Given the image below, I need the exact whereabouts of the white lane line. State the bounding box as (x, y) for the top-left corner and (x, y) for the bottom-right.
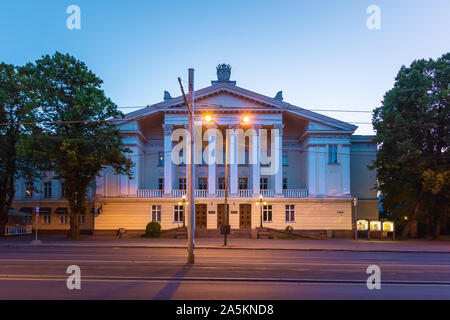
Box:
(0, 258), (449, 268)
(0, 275), (449, 286)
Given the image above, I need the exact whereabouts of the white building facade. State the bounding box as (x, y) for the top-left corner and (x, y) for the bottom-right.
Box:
(12, 67), (378, 237)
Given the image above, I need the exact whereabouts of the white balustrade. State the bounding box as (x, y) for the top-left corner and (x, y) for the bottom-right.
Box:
(195, 190), (208, 198)
(239, 189), (253, 197)
(5, 225), (32, 236)
(283, 189), (308, 198)
(216, 189), (225, 197)
(136, 189), (163, 198)
(172, 189), (187, 198)
(260, 189), (274, 197)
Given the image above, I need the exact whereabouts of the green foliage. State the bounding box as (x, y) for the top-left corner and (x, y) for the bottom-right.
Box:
(26, 52), (134, 238)
(0, 62), (38, 232)
(285, 226), (294, 235)
(145, 222), (161, 238)
(372, 52), (450, 238)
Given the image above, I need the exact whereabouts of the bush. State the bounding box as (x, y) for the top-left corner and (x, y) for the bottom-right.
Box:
(285, 226), (294, 235)
(145, 222), (161, 238)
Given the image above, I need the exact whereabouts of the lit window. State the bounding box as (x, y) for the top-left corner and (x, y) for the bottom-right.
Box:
(158, 152), (164, 166)
(239, 178), (248, 190)
(173, 205), (184, 222)
(25, 182), (33, 198)
(152, 205), (161, 222)
(198, 178), (208, 190)
(263, 205), (272, 222)
(328, 145), (338, 164)
(285, 205), (295, 222)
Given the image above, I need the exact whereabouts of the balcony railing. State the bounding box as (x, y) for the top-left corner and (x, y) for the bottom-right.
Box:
(137, 189), (163, 198)
(283, 189), (308, 198)
(239, 189), (253, 197)
(260, 189), (274, 197)
(195, 189), (208, 198)
(172, 189), (186, 198)
(136, 188), (308, 198)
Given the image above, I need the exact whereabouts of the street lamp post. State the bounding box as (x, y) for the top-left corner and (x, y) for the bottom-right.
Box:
(179, 195), (187, 229)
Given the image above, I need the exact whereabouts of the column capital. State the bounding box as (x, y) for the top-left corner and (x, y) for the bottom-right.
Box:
(162, 124), (174, 136)
(273, 124), (285, 135)
(206, 123), (218, 130)
(251, 124), (263, 134)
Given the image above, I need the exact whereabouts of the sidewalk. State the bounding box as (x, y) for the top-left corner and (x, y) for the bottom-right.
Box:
(1, 235), (449, 253)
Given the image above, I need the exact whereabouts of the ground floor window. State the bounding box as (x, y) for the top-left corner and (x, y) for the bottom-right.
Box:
(173, 205), (184, 222)
(152, 205), (161, 222)
(79, 214), (85, 225)
(285, 205), (295, 222)
(263, 205), (272, 222)
(59, 215), (68, 225)
(43, 214), (51, 224)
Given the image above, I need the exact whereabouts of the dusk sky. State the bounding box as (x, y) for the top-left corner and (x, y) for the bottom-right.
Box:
(1, 0), (449, 135)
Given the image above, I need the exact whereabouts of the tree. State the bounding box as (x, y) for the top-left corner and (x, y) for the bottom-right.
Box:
(28, 52), (133, 238)
(0, 63), (37, 236)
(372, 53), (450, 239)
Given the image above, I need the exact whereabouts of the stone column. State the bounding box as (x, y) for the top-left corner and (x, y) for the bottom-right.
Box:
(341, 144), (351, 196)
(228, 127), (238, 195)
(128, 145), (141, 196)
(207, 124), (217, 197)
(307, 145), (317, 196)
(274, 124), (284, 196)
(251, 125), (262, 196)
(163, 124), (174, 196)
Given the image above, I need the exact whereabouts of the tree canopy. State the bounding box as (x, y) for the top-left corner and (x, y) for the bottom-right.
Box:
(372, 53), (450, 238)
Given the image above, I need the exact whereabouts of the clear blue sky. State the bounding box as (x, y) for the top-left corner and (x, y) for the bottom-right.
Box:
(1, 0), (449, 134)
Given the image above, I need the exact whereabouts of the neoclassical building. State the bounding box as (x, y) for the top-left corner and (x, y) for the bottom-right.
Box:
(11, 66), (378, 237)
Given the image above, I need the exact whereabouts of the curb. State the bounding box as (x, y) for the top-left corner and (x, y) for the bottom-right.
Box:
(0, 243), (449, 254)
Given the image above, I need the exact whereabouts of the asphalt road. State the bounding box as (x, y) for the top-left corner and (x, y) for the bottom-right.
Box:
(0, 246), (449, 299)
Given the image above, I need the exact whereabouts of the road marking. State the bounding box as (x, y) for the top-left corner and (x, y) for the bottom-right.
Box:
(0, 274), (449, 286)
(0, 258), (448, 268)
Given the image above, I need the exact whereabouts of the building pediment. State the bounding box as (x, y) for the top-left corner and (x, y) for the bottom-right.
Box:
(125, 82), (357, 132)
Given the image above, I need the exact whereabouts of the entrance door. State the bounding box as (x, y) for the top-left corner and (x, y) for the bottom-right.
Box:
(239, 204), (251, 229)
(195, 204), (207, 229)
(217, 204), (229, 228)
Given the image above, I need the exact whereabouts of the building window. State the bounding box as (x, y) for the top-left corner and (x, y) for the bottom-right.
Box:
(282, 151), (287, 166)
(158, 152), (164, 166)
(283, 178), (287, 190)
(263, 205), (272, 222)
(198, 178), (208, 190)
(218, 178), (226, 190)
(239, 178), (248, 190)
(79, 215), (85, 225)
(43, 214), (51, 224)
(260, 178), (268, 190)
(328, 145), (338, 164)
(173, 205), (184, 222)
(59, 215), (68, 225)
(25, 182), (33, 198)
(179, 178), (186, 190)
(158, 178), (164, 190)
(44, 182), (52, 198)
(285, 205), (295, 222)
(152, 205), (161, 222)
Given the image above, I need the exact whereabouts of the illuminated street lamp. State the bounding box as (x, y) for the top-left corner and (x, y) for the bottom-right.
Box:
(204, 114), (251, 246)
(255, 195), (266, 228)
(178, 194), (187, 228)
